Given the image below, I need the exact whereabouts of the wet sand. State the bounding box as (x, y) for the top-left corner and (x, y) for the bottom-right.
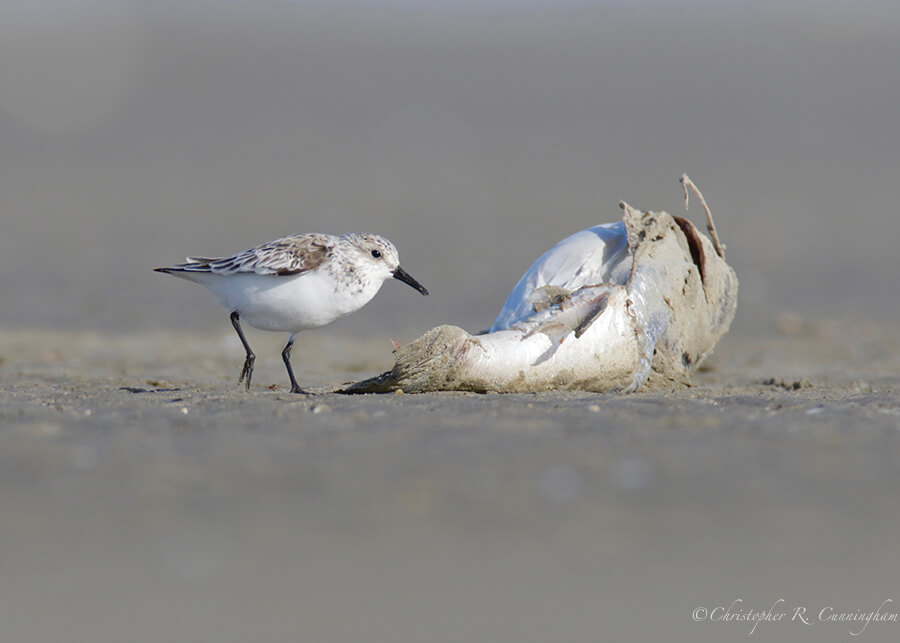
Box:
(2, 320), (899, 642)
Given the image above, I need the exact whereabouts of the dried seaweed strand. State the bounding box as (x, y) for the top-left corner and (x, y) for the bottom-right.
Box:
(680, 174), (725, 258)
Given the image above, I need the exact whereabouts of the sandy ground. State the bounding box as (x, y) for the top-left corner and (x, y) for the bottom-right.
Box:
(2, 2), (900, 641)
(2, 319), (899, 643)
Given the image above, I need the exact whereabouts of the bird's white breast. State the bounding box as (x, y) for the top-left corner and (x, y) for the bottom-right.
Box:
(201, 269), (383, 332)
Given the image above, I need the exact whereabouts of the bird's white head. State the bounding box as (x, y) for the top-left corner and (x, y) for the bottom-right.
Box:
(343, 233), (429, 296)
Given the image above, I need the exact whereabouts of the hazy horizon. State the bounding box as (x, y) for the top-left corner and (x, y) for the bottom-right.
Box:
(1, 0), (898, 338)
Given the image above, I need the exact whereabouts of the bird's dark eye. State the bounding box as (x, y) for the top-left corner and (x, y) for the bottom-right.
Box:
(371, 249), (382, 259)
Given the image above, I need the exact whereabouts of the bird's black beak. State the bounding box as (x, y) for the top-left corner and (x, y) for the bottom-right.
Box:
(392, 266), (429, 296)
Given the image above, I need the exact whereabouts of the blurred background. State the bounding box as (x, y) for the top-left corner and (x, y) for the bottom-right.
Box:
(2, 2), (900, 643)
(1, 0), (898, 337)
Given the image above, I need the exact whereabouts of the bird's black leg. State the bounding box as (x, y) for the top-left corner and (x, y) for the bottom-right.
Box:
(230, 311), (255, 390)
(282, 334), (306, 394)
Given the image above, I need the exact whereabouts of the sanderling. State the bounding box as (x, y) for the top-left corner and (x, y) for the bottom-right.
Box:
(155, 232), (428, 393)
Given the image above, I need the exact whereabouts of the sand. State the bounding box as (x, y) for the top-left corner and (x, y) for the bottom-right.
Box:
(3, 3), (900, 641)
(2, 320), (899, 642)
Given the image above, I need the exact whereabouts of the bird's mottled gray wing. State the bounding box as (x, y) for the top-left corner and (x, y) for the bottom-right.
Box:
(171, 234), (334, 276)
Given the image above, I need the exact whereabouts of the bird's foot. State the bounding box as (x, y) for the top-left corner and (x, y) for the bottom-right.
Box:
(238, 354), (256, 389)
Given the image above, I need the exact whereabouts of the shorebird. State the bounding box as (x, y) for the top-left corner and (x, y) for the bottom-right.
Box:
(155, 232), (428, 393)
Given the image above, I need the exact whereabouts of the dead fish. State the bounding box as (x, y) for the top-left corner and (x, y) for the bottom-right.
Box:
(490, 222), (629, 332)
(346, 175), (738, 394)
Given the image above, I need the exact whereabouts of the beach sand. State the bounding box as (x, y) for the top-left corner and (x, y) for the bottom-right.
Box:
(2, 319), (899, 642)
(2, 2), (900, 641)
